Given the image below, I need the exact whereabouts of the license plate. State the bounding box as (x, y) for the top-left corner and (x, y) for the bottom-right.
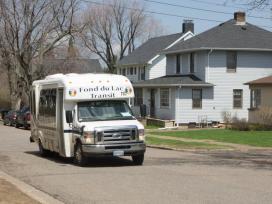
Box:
(113, 150), (124, 156)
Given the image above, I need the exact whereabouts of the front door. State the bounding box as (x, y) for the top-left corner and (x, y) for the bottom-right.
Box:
(150, 89), (155, 117)
(57, 88), (65, 156)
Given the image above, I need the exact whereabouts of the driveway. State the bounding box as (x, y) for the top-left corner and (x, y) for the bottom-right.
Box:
(0, 123), (272, 204)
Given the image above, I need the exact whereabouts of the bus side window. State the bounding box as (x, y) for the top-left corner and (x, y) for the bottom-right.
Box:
(31, 89), (36, 118)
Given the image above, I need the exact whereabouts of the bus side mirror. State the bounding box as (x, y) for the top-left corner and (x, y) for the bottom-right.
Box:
(66, 110), (73, 124)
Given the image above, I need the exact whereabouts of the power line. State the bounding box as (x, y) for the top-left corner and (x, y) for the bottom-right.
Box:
(82, 0), (272, 29)
(188, 0), (271, 12)
(144, 0), (272, 20)
(83, 0), (221, 22)
(189, 0), (247, 9)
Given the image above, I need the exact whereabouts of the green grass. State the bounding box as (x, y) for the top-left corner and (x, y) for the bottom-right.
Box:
(146, 136), (228, 149)
(149, 129), (272, 147)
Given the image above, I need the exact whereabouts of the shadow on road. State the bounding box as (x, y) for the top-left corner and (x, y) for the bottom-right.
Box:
(24, 149), (272, 170)
(146, 149), (272, 170)
(24, 151), (135, 168)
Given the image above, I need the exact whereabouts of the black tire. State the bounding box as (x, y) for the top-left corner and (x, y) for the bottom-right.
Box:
(15, 123), (20, 128)
(24, 124), (29, 130)
(38, 140), (50, 157)
(132, 154), (144, 165)
(74, 143), (87, 166)
(3, 121), (7, 126)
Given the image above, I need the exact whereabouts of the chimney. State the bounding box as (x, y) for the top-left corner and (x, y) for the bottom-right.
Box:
(234, 11), (246, 25)
(182, 20), (194, 33)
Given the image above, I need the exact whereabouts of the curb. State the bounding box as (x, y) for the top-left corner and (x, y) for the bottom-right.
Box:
(0, 170), (64, 204)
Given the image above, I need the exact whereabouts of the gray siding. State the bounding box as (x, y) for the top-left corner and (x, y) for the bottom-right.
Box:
(175, 87), (215, 123)
(206, 51), (272, 122)
(174, 51), (272, 123)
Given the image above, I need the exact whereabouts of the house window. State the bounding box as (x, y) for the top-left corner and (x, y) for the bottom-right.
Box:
(233, 89), (243, 108)
(192, 89), (202, 108)
(250, 89), (261, 109)
(176, 54), (181, 74)
(227, 51), (237, 72)
(140, 67), (145, 80)
(130, 67), (133, 75)
(134, 88), (143, 106)
(122, 68), (126, 76)
(190, 53), (195, 73)
(160, 88), (170, 108)
(134, 67), (137, 75)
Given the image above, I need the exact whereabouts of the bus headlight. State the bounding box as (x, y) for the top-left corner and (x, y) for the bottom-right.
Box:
(82, 131), (95, 144)
(138, 129), (145, 141)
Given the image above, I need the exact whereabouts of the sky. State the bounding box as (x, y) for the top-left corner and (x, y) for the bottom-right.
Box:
(128, 0), (272, 35)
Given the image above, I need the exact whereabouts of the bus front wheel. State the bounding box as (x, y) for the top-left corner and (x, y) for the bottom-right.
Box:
(74, 143), (87, 167)
(132, 154), (144, 165)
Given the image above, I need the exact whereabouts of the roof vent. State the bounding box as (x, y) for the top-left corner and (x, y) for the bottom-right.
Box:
(234, 11), (246, 25)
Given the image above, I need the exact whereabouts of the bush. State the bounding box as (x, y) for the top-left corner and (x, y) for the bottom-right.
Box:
(249, 123), (272, 131)
(221, 111), (232, 128)
(231, 117), (250, 131)
(229, 117), (272, 131)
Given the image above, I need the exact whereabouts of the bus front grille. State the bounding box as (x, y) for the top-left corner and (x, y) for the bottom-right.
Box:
(95, 126), (137, 144)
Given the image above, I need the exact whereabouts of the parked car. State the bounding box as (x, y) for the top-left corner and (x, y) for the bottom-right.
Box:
(15, 107), (30, 129)
(3, 110), (18, 126)
(0, 108), (10, 120)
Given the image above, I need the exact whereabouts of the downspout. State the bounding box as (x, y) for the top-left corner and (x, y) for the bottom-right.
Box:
(207, 49), (213, 82)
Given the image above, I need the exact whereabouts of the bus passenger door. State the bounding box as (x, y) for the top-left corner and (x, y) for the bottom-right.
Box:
(57, 88), (65, 157)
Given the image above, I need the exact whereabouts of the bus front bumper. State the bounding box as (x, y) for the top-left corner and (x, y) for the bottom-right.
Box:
(82, 142), (146, 157)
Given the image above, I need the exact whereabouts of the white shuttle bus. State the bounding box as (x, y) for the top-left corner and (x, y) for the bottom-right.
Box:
(30, 73), (146, 166)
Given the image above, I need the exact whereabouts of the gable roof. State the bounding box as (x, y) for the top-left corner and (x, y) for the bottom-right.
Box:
(118, 33), (184, 66)
(245, 75), (272, 85)
(165, 19), (272, 54)
(133, 74), (213, 87)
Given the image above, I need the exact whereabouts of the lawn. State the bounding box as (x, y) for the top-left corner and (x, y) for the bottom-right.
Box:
(148, 129), (272, 147)
(146, 136), (228, 150)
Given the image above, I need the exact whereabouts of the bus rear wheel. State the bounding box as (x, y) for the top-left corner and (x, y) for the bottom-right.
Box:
(74, 143), (87, 167)
(38, 140), (50, 157)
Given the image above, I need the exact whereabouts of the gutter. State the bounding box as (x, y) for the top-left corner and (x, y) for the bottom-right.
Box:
(162, 47), (272, 55)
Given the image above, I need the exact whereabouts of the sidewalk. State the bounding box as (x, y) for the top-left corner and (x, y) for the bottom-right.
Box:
(0, 171), (64, 204)
(0, 178), (40, 204)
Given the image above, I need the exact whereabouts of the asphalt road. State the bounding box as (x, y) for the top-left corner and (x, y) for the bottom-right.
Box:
(0, 123), (272, 204)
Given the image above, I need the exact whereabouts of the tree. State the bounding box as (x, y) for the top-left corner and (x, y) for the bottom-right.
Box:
(81, 0), (163, 73)
(0, 0), (80, 109)
(248, 0), (272, 9)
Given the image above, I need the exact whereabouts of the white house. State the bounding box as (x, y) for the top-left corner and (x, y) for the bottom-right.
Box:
(120, 12), (272, 125)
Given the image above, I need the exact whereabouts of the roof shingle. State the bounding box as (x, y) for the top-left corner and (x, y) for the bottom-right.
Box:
(165, 20), (272, 53)
(133, 74), (213, 87)
(245, 75), (272, 85)
(118, 33), (184, 65)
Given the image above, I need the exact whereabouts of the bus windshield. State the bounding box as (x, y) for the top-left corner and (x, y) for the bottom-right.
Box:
(78, 100), (134, 122)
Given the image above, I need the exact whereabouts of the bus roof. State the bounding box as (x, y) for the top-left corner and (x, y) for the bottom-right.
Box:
(33, 73), (134, 100)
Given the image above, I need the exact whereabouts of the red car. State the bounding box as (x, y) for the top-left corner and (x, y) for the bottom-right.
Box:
(3, 110), (18, 126)
(15, 107), (31, 129)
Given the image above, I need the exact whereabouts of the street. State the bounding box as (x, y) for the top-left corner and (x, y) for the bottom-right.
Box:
(0, 124), (272, 204)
